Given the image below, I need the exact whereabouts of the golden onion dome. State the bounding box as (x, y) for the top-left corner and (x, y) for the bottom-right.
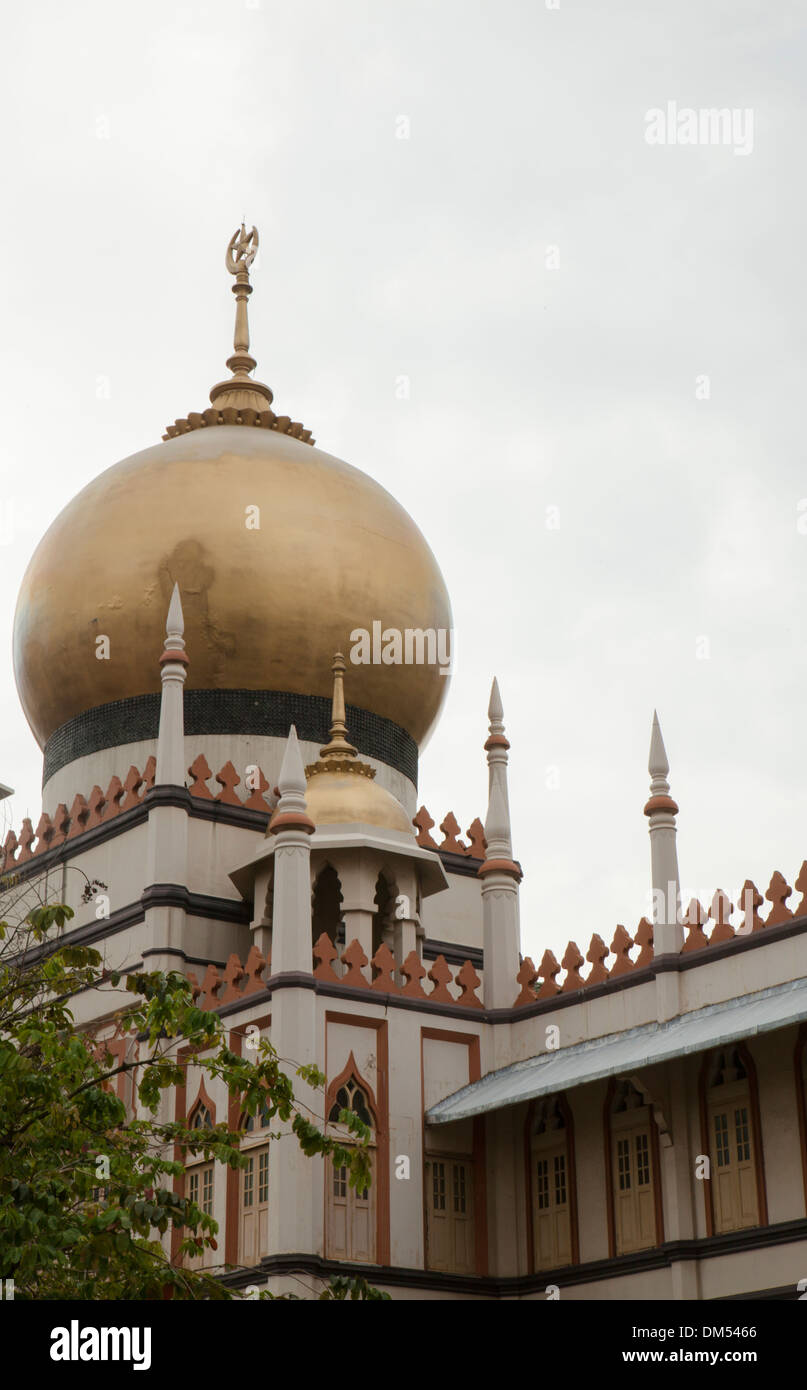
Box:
(12, 225), (452, 781)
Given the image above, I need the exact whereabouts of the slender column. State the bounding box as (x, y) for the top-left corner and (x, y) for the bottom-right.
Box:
(267, 725), (315, 975)
(144, 585), (189, 970)
(478, 679), (522, 1009)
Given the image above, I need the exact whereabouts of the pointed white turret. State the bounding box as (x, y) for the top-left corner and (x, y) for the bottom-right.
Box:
(479, 678), (522, 1008)
(267, 724), (315, 974)
(644, 710), (682, 957)
(155, 583), (188, 787)
(144, 585), (190, 970)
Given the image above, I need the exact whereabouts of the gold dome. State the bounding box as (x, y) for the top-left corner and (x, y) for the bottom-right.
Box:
(13, 225), (452, 767)
(13, 425), (451, 754)
(304, 767), (413, 833)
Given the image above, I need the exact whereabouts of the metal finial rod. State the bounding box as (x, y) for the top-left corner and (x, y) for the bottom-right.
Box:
(225, 223), (259, 358)
(319, 653), (358, 760)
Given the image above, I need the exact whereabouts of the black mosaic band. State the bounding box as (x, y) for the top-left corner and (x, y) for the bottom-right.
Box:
(43, 689), (418, 788)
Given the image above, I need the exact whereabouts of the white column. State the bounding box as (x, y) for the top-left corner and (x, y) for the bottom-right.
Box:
(267, 725), (315, 975)
(645, 711), (682, 955)
(479, 678), (521, 1009)
(265, 725), (321, 1260)
(144, 586), (189, 973)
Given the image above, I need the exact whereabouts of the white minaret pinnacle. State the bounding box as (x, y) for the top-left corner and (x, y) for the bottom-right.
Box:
(144, 584), (189, 967)
(155, 583), (188, 787)
(645, 710), (683, 958)
(479, 678), (522, 1008)
(277, 724), (307, 811)
(268, 724), (315, 974)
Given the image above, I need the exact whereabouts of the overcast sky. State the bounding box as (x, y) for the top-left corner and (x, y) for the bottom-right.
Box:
(1, 0), (805, 965)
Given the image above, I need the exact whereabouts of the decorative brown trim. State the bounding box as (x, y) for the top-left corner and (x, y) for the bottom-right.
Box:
(698, 1041), (768, 1238)
(477, 858), (522, 881)
(420, 1027), (487, 1276)
(267, 811), (315, 835)
(698, 1053), (714, 1239)
(524, 1093), (580, 1273)
(643, 794), (679, 816)
(794, 1025), (807, 1217)
(218, 1216), (807, 1297)
(323, 1011), (390, 1267)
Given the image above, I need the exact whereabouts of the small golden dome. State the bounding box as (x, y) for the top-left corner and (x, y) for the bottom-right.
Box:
(305, 767), (413, 833)
(301, 654), (413, 834)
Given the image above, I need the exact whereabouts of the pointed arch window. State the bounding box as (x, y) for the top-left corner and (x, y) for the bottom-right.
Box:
(239, 1098), (272, 1267)
(325, 1072), (376, 1265)
(704, 1045), (764, 1234)
(529, 1095), (576, 1270)
(184, 1085), (217, 1270)
(607, 1081), (662, 1256)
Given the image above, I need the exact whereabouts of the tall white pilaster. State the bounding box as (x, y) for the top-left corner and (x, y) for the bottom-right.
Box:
(479, 679), (522, 1009)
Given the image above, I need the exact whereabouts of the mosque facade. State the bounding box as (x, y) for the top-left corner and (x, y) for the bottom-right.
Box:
(5, 228), (807, 1300)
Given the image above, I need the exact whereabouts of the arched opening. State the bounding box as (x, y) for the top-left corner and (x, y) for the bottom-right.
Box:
(184, 1085), (216, 1270)
(528, 1094), (576, 1270)
(238, 1096), (272, 1267)
(606, 1080), (662, 1256)
(371, 872), (396, 957)
(703, 1045), (764, 1234)
(312, 864), (344, 949)
(325, 1071), (377, 1265)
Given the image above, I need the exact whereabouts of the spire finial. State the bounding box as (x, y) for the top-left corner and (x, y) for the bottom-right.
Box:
(208, 222), (274, 413)
(648, 709), (671, 796)
(166, 582), (184, 642)
(159, 583), (187, 666)
(318, 653), (359, 761)
(155, 584), (188, 786)
(268, 724), (316, 838)
(488, 676), (504, 732)
(482, 677), (514, 860)
(278, 725), (307, 805)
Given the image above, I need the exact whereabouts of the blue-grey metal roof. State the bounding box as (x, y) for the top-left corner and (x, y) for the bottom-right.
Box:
(426, 977), (807, 1125)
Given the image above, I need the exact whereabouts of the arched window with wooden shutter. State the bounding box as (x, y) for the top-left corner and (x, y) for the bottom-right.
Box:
(527, 1094), (577, 1270)
(606, 1080), (663, 1256)
(325, 1071), (376, 1265)
(239, 1096), (272, 1266)
(702, 1045), (766, 1235)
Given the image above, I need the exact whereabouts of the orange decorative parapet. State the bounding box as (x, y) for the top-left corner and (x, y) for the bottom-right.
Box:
(455, 959), (483, 1008)
(371, 943), (398, 993)
(413, 805), (487, 860)
(509, 857), (807, 1005)
(514, 957), (539, 1006)
(585, 934), (610, 984)
(0, 756), (277, 872)
(560, 942), (585, 993)
(766, 870), (793, 926)
(682, 899), (709, 952)
(413, 807), (439, 850)
(313, 932), (340, 982)
(438, 813), (467, 855)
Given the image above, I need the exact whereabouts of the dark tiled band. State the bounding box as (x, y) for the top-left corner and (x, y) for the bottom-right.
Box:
(42, 688), (418, 787)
